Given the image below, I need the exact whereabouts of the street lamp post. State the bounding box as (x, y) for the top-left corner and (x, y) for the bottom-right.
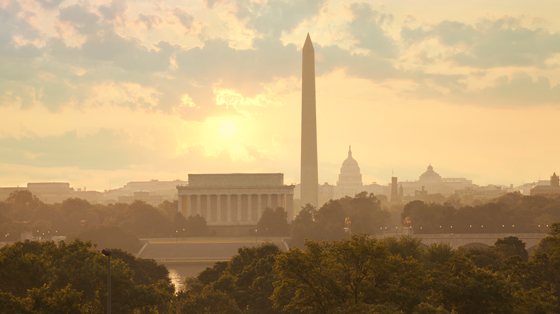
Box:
(101, 249), (111, 314)
(255, 229), (258, 244)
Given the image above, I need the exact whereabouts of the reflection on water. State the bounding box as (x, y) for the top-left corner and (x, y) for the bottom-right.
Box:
(165, 262), (216, 292)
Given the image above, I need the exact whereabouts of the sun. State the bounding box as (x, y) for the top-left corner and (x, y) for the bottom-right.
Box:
(220, 121), (237, 137)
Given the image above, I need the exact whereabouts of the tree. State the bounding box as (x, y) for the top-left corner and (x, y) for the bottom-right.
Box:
(173, 212), (188, 236)
(185, 214), (208, 236)
(0, 239), (174, 313)
(108, 201), (171, 237)
(289, 204), (319, 248)
(256, 207), (289, 236)
(6, 190), (42, 221)
(66, 224), (142, 254)
(272, 234), (426, 313)
(494, 236), (529, 262)
(174, 287), (241, 314)
(428, 255), (515, 313)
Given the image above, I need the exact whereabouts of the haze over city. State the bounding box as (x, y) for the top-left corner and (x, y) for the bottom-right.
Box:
(2, 0), (560, 191)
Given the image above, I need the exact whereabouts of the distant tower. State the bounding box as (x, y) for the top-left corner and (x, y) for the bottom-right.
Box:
(552, 172), (559, 187)
(300, 33), (318, 208)
(391, 177), (400, 202)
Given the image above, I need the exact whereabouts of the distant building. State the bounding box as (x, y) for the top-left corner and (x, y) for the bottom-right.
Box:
(118, 191), (165, 206)
(318, 182), (335, 202)
(26, 182), (74, 204)
(177, 173), (295, 226)
(0, 187), (27, 201)
(105, 179), (187, 204)
(531, 173), (560, 195)
(390, 177), (400, 202)
(397, 165), (473, 196)
(455, 185), (508, 199)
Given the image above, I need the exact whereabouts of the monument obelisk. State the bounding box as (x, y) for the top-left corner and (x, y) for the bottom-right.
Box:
(300, 33), (318, 208)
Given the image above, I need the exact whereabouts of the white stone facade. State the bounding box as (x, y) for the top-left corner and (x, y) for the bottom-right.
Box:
(177, 173), (295, 226)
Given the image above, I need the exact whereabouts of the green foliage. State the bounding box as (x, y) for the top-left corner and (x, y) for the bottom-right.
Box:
(495, 236), (529, 262)
(66, 225), (141, 253)
(428, 255), (515, 313)
(256, 207), (289, 236)
(185, 214), (208, 236)
(174, 243), (283, 313)
(109, 201), (171, 237)
(272, 234), (426, 313)
(0, 239), (174, 314)
(174, 287), (241, 314)
(290, 193), (391, 248)
(1, 190), (195, 241)
(404, 193), (560, 234)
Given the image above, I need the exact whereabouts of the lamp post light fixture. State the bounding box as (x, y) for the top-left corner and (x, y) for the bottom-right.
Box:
(101, 249), (111, 314)
(255, 229), (258, 244)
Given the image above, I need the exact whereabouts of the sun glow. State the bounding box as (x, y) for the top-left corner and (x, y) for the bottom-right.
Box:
(220, 121), (237, 137)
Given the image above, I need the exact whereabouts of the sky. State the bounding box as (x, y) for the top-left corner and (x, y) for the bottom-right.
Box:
(1, 0), (560, 191)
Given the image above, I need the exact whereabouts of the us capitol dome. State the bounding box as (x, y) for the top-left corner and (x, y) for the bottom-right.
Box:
(334, 146), (365, 199)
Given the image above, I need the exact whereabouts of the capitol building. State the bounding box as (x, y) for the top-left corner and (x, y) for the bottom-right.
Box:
(295, 147), (475, 204)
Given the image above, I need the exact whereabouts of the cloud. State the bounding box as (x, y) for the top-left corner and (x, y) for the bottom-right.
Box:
(0, 0), (42, 43)
(136, 14), (163, 30)
(35, 0), (65, 10)
(172, 8), (195, 31)
(233, 0), (326, 38)
(0, 129), (153, 170)
(401, 17), (560, 69)
(347, 2), (396, 58)
(459, 73), (560, 106)
(402, 72), (560, 107)
(98, 0), (128, 21)
(0, 127), (278, 174)
(59, 4), (101, 34)
(203, 0), (225, 9)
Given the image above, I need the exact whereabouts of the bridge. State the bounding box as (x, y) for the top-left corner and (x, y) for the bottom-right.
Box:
(383, 233), (549, 250)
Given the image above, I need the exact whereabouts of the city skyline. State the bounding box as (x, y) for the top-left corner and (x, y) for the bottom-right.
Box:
(1, 0), (560, 191)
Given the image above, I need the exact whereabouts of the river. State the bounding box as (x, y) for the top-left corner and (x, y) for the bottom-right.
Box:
(164, 262), (216, 291)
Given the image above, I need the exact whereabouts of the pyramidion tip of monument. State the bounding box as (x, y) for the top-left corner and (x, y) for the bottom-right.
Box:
(304, 33), (313, 49)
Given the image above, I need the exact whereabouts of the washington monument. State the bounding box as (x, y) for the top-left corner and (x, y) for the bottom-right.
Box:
(300, 33), (319, 208)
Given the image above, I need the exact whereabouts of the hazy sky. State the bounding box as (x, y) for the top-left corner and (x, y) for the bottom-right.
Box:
(1, 0), (560, 191)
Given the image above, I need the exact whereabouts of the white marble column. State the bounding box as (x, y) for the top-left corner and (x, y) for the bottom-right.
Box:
(267, 194), (272, 209)
(196, 195), (201, 216)
(237, 194), (242, 222)
(207, 195), (212, 221)
(257, 194), (262, 221)
(178, 194), (183, 214)
(217, 194), (221, 221)
(247, 195), (252, 223)
(227, 194), (231, 221)
(186, 195), (191, 217)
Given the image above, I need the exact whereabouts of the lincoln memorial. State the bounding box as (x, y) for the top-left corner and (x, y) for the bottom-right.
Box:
(177, 173), (295, 226)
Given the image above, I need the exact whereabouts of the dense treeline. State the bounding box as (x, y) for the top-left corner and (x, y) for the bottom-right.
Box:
(179, 225), (560, 313)
(290, 192), (392, 248)
(0, 190), (208, 251)
(403, 192), (560, 234)
(0, 239), (174, 313)
(3, 227), (560, 313)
